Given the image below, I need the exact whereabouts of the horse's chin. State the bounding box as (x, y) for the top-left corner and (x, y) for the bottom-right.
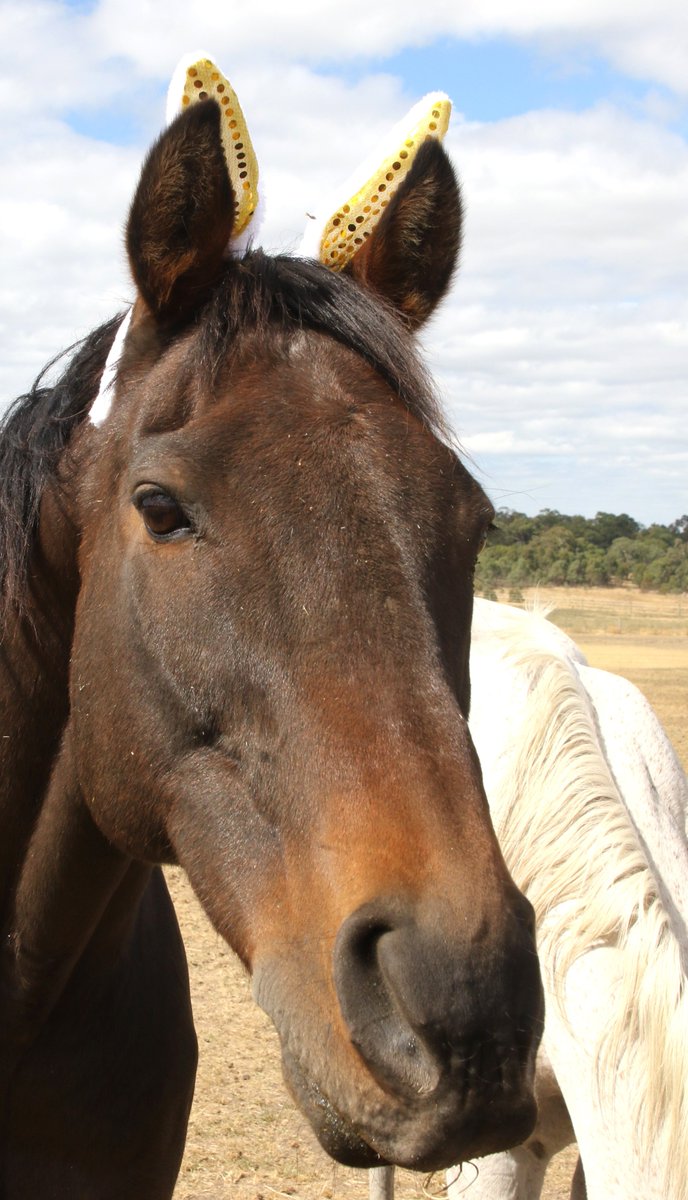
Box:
(279, 1040), (538, 1173)
(280, 1051), (388, 1168)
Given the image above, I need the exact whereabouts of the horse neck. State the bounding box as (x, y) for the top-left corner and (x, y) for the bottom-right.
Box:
(0, 475), (79, 921)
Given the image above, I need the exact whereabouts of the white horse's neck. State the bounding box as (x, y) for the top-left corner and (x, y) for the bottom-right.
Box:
(578, 661), (688, 967)
(466, 600), (688, 1200)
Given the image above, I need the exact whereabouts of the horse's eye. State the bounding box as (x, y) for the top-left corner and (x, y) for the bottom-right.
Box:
(135, 490), (191, 540)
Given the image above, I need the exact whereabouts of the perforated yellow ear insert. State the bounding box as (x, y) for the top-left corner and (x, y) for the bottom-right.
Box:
(317, 93), (451, 271)
(167, 54), (259, 238)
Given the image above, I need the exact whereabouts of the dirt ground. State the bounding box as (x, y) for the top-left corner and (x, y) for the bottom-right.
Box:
(171, 589), (687, 1200)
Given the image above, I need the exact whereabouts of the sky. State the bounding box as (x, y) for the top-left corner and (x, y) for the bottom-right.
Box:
(1, 1), (686, 524)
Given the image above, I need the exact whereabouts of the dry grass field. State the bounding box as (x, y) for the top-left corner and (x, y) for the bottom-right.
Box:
(517, 585), (688, 767)
(171, 587), (687, 1200)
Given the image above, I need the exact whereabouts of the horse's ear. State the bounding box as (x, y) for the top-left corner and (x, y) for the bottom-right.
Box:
(343, 138), (462, 329)
(126, 100), (235, 323)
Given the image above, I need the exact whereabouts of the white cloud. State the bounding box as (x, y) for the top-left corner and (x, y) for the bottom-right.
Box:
(84, 0), (688, 97)
(416, 103), (688, 520)
(0, 2), (686, 522)
(2, 1), (688, 111)
(0, 114), (140, 396)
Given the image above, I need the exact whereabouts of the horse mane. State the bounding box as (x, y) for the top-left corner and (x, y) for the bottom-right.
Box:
(490, 613), (688, 1192)
(0, 315), (123, 623)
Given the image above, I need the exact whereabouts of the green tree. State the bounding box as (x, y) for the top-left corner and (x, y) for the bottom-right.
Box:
(476, 509), (687, 593)
(589, 512), (640, 548)
(670, 515), (688, 542)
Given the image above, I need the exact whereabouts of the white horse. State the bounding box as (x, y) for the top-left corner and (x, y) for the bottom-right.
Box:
(371, 599), (688, 1200)
(450, 599), (688, 1200)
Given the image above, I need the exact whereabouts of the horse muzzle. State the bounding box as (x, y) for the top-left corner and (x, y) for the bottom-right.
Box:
(252, 892), (543, 1170)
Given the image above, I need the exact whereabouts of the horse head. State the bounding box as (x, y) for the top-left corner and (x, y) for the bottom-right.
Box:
(10, 87), (542, 1175)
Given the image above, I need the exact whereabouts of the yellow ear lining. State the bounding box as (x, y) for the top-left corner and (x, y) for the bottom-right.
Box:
(173, 57), (259, 238)
(319, 95), (451, 271)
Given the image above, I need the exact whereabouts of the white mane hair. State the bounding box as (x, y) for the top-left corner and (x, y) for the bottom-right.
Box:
(470, 599), (688, 1194)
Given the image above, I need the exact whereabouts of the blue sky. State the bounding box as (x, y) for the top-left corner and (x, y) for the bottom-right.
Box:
(343, 37), (686, 132)
(1, 1), (687, 524)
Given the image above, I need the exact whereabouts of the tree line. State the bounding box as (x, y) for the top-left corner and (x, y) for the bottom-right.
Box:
(475, 509), (688, 593)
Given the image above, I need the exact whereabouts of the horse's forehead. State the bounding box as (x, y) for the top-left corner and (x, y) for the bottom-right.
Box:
(132, 325), (387, 425)
(115, 323), (483, 527)
(168, 337), (430, 457)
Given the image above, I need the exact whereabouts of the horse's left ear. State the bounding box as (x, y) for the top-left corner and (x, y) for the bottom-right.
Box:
(126, 100), (236, 324)
(91, 55), (259, 425)
(126, 54), (260, 324)
(343, 139), (462, 329)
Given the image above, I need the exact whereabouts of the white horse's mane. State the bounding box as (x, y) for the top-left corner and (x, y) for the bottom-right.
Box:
(471, 600), (688, 1194)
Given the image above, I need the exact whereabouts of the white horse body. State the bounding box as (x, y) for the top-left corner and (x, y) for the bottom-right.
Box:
(449, 599), (688, 1200)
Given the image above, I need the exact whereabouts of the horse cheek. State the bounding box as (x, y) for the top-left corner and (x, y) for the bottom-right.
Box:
(68, 558), (177, 860)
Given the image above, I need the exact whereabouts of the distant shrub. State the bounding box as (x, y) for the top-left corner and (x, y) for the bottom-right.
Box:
(475, 508), (688, 593)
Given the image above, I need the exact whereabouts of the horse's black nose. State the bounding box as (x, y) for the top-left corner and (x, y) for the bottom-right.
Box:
(333, 894), (541, 1103)
(333, 902), (442, 1098)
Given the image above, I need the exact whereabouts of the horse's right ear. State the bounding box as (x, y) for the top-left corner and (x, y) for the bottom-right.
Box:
(299, 93), (461, 329)
(342, 138), (461, 329)
(126, 100), (235, 324)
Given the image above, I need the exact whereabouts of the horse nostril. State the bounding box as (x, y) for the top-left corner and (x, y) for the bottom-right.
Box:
(334, 896), (542, 1110)
(333, 904), (442, 1098)
(345, 913), (391, 972)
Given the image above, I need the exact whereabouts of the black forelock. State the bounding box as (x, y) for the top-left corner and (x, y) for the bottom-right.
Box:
(197, 251), (447, 438)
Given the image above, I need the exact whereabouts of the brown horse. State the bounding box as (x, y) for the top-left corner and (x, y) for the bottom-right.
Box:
(0, 99), (542, 1198)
